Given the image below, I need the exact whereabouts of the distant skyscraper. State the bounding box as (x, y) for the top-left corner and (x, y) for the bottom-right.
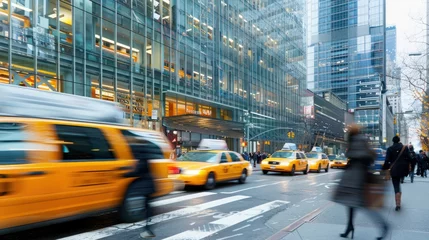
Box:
(386, 26), (397, 63)
(308, 0), (388, 146)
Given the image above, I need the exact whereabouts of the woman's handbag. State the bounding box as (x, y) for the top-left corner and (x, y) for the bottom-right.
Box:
(384, 146), (406, 181)
(365, 172), (385, 209)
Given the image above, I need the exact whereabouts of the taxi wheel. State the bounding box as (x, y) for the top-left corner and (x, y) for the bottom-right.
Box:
(262, 170), (269, 175)
(119, 181), (148, 223)
(317, 164), (322, 173)
(325, 164), (329, 172)
(303, 165), (309, 175)
(238, 169), (247, 184)
(204, 172), (216, 190)
(289, 165), (296, 176)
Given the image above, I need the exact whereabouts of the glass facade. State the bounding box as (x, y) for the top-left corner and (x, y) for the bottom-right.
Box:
(0, 0), (306, 152)
(308, 0), (386, 146)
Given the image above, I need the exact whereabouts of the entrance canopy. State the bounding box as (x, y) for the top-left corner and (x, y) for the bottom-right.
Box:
(163, 115), (244, 138)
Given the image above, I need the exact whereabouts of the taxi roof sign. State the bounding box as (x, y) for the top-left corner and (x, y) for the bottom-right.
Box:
(198, 139), (229, 150)
(282, 143), (297, 150)
(311, 147), (323, 153)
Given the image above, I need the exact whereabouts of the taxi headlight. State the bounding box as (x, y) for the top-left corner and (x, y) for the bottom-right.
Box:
(261, 160), (268, 165)
(281, 162), (290, 166)
(181, 170), (202, 175)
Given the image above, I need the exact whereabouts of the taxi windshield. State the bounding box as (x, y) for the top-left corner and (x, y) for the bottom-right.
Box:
(305, 153), (319, 159)
(335, 156), (347, 161)
(271, 151), (294, 158)
(178, 151), (218, 163)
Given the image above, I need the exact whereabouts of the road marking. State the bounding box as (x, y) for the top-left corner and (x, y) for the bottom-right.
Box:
(253, 179), (267, 182)
(253, 228), (264, 232)
(232, 224), (251, 232)
(60, 195), (250, 240)
(151, 192), (216, 207)
(164, 200), (288, 240)
(169, 191), (185, 195)
(217, 234), (244, 240)
(190, 222), (196, 226)
(309, 182), (317, 186)
(247, 215), (264, 222)
(220, 181), (287, 194)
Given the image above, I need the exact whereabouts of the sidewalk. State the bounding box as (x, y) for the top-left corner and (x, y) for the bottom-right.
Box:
(277, 176), (429, 240)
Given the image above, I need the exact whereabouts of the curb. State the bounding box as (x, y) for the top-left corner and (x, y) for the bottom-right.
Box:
(266, 202), (333, 240)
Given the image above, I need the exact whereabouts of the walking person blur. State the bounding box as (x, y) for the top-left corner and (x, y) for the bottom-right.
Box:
(383, 136), (412, 211)
(125, 143), (157, 238)
(333, 124), (389, 240)
(408, 145), (418, 183)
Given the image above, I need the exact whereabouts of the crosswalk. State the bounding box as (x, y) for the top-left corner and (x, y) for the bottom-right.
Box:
(60, 192), (289, 240)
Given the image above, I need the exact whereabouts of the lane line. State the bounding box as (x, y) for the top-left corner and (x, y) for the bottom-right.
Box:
(232, 224), (251, 232)
(217, 234), (243, 240)
(220, 181), (287, 194)
(164, 200), (289, 240)
(169, 191), (185, 195)
(247, 215), (264, 222)
(151, 192), (217, 207)
(60, 195), (250, 240)
(253, 179), (267, 182)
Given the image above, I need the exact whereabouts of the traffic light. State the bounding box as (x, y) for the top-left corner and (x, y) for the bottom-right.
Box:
(241, 141), (247, 147)
(287, 131), (295, 139)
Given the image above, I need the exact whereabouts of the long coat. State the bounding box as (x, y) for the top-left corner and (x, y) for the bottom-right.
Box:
(332, 135), (375, 208)
(383, 143), (411, 178)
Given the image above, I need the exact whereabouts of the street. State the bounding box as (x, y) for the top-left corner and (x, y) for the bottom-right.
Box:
(3, 168), (429, 240)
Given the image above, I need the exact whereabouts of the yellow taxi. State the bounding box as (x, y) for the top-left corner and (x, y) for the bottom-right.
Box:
(305, 151), (330, 173)
(0, 84), (182, 234)
(330, 155), (350, 169)
(261, 143), (308, 176)
(176, 140), (252, 189)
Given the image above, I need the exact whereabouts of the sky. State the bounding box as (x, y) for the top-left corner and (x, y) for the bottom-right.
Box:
(386, 0), (426, 147)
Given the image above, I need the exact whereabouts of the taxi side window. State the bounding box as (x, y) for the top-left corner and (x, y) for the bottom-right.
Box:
(230, 153), (241, 162)
(54, 125), (115, 161)
(220, 153), (229, 163)
(299, 153), (306, 159)
(0, 123), (28, 164)
(322, 154), (328, 159)
(296, 153), (301, 159)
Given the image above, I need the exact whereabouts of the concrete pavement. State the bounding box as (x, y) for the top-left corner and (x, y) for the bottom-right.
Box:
(276, 175), (429, 240)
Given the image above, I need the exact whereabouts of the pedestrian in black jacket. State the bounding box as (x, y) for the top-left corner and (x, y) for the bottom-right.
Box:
(383, 136), (412, 211)
(408, 145), (417, 183)
(421, 152), (429, 178)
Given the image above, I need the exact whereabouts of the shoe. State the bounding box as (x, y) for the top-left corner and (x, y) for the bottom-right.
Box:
(395, 206), (401, 211)
(140, 229), (156, 238)
(340, 226), (354, 239)
(376, 224), (390, 240)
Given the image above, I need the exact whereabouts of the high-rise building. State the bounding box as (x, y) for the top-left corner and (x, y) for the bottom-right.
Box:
(386, 26), (397, 63)
(0, 0), (306, 152)
(308, 0), (387, 146)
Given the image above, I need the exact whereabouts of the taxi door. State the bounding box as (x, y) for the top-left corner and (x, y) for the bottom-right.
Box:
(296, 152), (304, 170)
(216, 152), (232, 181)
(0, 121), (58, 231)
(229, 152), (245, 178)
(48, 124), (135, 218)
(322, 154), (329, 168)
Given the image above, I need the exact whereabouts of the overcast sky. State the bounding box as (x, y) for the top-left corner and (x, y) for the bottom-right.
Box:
(387, 0), (426, 147)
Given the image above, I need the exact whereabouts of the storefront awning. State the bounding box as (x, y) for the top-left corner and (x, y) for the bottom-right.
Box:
(163, 115), (245, 138)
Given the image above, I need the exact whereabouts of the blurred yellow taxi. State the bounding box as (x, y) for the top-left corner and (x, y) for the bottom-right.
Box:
(330, 155), (349, 169)
(0, 85), (182, 234)
(305, 152), (330, 173)
(176, 140), (252, 189)
(261, 143), (308, 176)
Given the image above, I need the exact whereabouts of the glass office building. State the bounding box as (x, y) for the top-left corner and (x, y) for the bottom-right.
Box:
(0, 0), (306, 152)
(308, 0), (386, 146)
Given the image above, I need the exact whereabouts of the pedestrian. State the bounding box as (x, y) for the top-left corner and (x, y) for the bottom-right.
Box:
(416, 150), (423, 176)
(125, 143), (157, 238)
(252, 152), (258, 167)
(408, 145), (418, 183)
(383, 136), (412, 211)
(421, 152), (429, 178)
(257, 151), (262, 164)
(332, 124), (389, 240)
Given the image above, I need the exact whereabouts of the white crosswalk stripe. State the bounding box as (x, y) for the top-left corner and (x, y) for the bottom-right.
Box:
(59, 192), (288, 240)
(163, 200), (289, 240)
(60, 195), (249, 240)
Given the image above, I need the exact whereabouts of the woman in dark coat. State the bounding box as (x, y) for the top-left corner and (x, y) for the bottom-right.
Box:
(333, 125), (389, 240)
(383, 136), (412, 211)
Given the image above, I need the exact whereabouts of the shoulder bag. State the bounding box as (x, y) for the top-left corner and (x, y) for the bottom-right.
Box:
(385, 146), (406, 181)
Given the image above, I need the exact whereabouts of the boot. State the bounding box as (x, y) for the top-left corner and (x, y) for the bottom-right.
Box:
(395, 192), (401, 211)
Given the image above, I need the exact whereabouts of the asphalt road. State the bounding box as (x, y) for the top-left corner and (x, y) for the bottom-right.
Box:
(2, 168), (344, 240)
